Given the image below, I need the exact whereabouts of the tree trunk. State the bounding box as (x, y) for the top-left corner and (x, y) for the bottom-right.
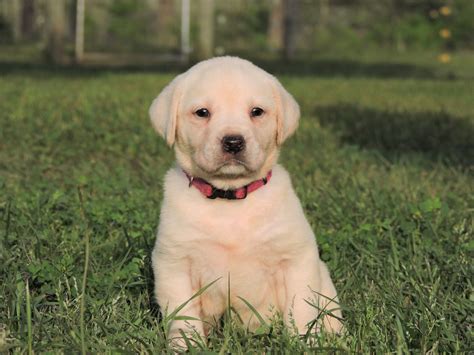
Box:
(267, 0), (284, 52)
(157, 0), (176, 49)
(11, 0), (22, 42)
(91, 0), (110, 48)
(180, 0), (191, 59)
(197, 0), (214, 59)
(75, 0), (85, 63)
(318, 0), (329, 30)
(45, 0), (66, 63)
(283, 0), (299, 60)
(147, 0), (160, 37)
(21, 0), (36, 40)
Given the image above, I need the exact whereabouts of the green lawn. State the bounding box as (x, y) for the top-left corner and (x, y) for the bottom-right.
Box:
(0, 53), (473, 353)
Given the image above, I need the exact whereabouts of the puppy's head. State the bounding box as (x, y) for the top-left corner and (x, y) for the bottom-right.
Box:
(149, 57), (299, 188)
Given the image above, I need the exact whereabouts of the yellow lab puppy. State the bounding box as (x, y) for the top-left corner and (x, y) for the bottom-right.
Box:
(150, 57), (342, 343)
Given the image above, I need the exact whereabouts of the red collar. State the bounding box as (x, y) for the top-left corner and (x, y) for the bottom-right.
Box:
(184, 170), (272, 200)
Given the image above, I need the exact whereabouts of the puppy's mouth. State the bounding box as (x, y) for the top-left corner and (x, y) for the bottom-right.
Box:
(218, 152), (253, 168)
(195, 157), (253, 178)
(222, 157), (247, 166)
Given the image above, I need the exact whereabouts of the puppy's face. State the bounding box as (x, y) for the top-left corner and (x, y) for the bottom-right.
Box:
(150, 57), (300, 188)
(176, 67), (278, 178)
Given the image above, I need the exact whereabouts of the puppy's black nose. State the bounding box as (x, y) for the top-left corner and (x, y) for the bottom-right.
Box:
(222, 135), (245, 154)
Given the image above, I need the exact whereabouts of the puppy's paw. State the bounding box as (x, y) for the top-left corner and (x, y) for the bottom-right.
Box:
(167, 326), (205, 352)
(322, 313), (344, 334)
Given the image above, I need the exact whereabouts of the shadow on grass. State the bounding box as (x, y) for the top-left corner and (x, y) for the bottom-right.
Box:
(0, 61), (184, 80)
(0, 61), (186, 78)
(254, 58), (451, 80)
(315, 104), (474, 169)
(0, 57), (458, 80)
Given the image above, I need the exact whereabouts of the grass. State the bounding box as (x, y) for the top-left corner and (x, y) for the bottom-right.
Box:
(0, 51), (473, 353)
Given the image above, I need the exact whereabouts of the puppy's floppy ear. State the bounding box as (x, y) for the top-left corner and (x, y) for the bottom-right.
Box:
(271, 77), (300, 145)
(149, 74), (185, 146)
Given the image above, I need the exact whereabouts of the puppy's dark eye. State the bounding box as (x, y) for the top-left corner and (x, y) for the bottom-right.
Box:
(195, 108), (210, 118)
(250, 107), (264, 117)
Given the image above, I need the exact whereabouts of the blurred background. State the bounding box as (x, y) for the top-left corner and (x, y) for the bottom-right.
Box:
(0, 0), (472, 68)
(0, 3), (473, 352)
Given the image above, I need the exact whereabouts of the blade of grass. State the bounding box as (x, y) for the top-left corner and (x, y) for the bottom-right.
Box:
(25, 280), (32, 355)
(164, 278), (221, 325)
(236, 296), (268, 328)
(77, 187), (90, 355)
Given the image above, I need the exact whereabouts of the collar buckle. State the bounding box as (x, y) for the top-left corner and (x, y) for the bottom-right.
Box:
(208, 187), (242, 200)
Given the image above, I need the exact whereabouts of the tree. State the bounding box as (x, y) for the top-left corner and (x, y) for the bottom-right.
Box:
(21, 0), (36, 40)
(10, 0), (22, 42)
(159, 0), (176, 49)
(45, 0), (66, 63)
(267, 0), (284, 52)
(197, 0), (214, 59)
(283, 0), (300, 60)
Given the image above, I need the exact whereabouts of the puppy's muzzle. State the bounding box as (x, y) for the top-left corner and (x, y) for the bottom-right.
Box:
(222, 135), (245, 154)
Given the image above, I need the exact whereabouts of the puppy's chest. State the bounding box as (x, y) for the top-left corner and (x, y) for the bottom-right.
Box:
(188, 200), (286, 248)
(190, 234), (286, 295)
(188, 206), (291, 274)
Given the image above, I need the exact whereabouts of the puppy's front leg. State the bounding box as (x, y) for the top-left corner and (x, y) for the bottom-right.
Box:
(284, 252), (343, 334)
(152, 254), (204, 345)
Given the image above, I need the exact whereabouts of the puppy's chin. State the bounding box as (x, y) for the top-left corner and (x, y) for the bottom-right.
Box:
(196, 158), (254, 178)
(192, 159), (265, 189)
(176, 146), (278, 189)
(215, 161), (249, 177)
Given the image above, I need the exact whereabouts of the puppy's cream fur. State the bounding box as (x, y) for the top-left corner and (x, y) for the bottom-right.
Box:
(150, 57), (342, 341)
